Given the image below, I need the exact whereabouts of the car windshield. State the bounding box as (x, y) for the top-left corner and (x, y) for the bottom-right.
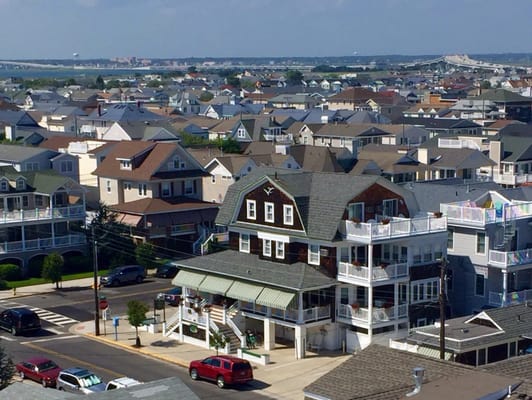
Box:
(80, 374), (102, 387)
(37, 360), (58, 371)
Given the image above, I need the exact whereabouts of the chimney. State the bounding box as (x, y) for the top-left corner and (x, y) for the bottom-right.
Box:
(5, 125), (16, 141)
(97, 104), (102, 117)
(417, 148), (429, 165)
(406, 367), (425, 397)
(489, 140), (503, 163)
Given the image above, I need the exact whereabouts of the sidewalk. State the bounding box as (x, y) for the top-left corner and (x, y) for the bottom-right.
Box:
(1, 278), (351, 400)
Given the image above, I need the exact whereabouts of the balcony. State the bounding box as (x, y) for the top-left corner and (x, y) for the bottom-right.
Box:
(489, 248), (532, 270)
(337, 303), (408, 324)
(441, 200), (532, 227)
(489, 289), (532, 307)
(344, 216), (446, 243)
(492, 171), (532, 186)
(240, 302), (330, 323)
(0, 234), (86, 254)
(337, 261), (408, 284)
(0, 206), (85, 226)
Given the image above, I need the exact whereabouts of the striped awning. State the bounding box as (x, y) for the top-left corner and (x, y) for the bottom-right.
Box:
(226, 281), (264, 302)
(198, 275), (234, 296)
(255, 287), (295, 310)
(172, 270), (206, 290)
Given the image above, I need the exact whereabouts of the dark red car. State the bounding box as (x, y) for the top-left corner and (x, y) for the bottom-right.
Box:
(189, 355), (253, 389)
(16, 357), (61, 387)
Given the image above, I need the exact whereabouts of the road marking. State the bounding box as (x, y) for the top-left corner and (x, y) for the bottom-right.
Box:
(0, 335), (16, 341)
(20, 335), (80, 344)
(1, 301), (79, 326)
(45, 328), (64, 335)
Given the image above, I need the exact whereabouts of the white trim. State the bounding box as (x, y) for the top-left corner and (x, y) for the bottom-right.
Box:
(246, 200), (256, 220)
(265, 201), (274, 222)
(283, 204), (294, 225)
(239, 233), (250, 253)
(263, 239), (272, 257)
(275, 241), (285, 259)
(257, 231), (290, 243)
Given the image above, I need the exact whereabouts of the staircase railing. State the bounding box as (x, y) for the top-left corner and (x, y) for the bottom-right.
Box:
(226, 313), (246, 348)
(163, 310), (180, 337)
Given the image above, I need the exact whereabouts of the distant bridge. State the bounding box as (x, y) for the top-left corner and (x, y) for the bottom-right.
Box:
(0, 60), (68, 69)
(399, 54), (522, 72)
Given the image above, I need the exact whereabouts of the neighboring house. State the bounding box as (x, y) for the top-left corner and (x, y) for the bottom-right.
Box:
(200, 103), (263, 120)
(92, 141), (218, 254)
(303, 344), (521, 400)
(489, 135), (532, 187)
(230, 116), (290, 144)
(327, 87), (385, 111)
(395, 117), (483, 138)
(0, 110), (40, 137)
(78, 103), (169, 138)
(449, 99), (501, 120)
(100, 121), (181, 142)
(0, 166), (86, 270)
(472, 89), (532, 123)
(0, 144), (80, 183)
(398, 303), (532, 367)
(268, 93), (320, 110)
(165, 168), (448, 359)
(168, 91), (201, 114)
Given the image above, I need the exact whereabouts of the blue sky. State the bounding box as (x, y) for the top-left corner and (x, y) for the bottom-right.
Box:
(2, 0), (531, 59)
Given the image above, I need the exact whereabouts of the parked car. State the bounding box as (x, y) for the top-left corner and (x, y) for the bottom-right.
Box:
(105, 376), (142, 390)
(189, 355), (253, 389)
(100, 265), (146, 287)
(156, 287), (182, 306)
(0, 307), (41, 336)
(57, 367), (106, 394)
(16, 357), (61, 387)
(155, 264), (179, 279)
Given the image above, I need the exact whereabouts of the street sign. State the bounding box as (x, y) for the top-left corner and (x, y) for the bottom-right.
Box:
(99, 299), (109, 310)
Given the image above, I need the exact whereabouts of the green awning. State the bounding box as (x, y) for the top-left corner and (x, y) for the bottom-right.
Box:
(256, 287), (295, 310)
(226, 281), (264, 302)
(417, 346), (453, 361)
(198, 275), (234, 296)
(172, 270), (206, 290)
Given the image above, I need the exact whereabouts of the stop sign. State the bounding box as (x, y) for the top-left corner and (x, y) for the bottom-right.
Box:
(99, 299), (109, 310)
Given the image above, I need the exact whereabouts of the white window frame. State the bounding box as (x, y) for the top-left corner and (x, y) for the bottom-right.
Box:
(263, 239), (272, 257)
(120, 160), (131, 170)
(265, 202), (274, 223)
(382, 198), (398, 217)
(16, 178), (25, 191)
(275, 241), (285, 259)
(308, 243), (320, 265)
(239, 233), (250, 253)
(476, 231), (486, 255)
(161, 182), (171, 197)
(411, 278), (439, 304)
(237, 128), (246, 138)
(123, 182), (131, 191)
(138, 183), (147, 196)
(447, 228), (454, 250)
(283, 204), (293, 225)
(246, 200), (256, 220)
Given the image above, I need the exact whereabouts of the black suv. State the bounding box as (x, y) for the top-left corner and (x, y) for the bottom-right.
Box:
(100, 265), (146, 287)
(0, 307), (41, 335)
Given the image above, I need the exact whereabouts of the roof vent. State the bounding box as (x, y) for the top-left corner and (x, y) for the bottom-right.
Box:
(406, 367), (425, 397)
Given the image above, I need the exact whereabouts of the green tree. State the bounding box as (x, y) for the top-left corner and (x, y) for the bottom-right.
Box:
(209, 330), (230, 356)
(180, 132), (210, 146)
(127, 300), (149, 347)
(0, 343), (14, 390)
(42, 252), (64, 289)
(146, 80), (162, 88)
(226, 75), (240, 88)
(65, 78), (78, 86)
(215, 137), (241, 154)
(95, 75), (105, 90)
(199, 91), (214, 102)
(285, 70), (304, 85)
(135, 242), (157, 269)
(105, 79), (121, 90)
(187, 66), (197, 74)
(480, 80), (491, 89)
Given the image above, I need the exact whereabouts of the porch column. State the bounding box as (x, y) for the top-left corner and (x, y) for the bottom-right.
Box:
(368, 244), (374, 342)
(502, 270), (508, 306)
(21, 225), (26, 251)
(263, 318), (275, 351)
(294, 325), (306, 360)
(205, 309), (210, 349)
(298, 292), (304, 323)
(178, 301), (184, 342)
(394, 281), (399, 321)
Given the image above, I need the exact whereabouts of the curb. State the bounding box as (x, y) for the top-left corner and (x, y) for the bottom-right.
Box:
(83, 332), (190, 369)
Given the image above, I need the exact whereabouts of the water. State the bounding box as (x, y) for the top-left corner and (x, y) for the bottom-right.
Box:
(0, 68), (167, 80)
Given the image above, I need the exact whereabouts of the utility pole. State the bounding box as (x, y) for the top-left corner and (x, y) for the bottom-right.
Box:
(92, 226), (100, 336)
(439, 257), (447, 360)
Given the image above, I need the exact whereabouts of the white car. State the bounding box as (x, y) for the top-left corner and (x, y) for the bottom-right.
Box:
(105, 376), (142, 390)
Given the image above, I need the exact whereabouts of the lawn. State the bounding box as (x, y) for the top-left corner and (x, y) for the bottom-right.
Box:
(7, 270), (109, 288)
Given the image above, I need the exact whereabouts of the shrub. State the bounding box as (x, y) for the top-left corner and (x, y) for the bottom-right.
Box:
(63, 255), (92, 273)
(0, 280), (8, 290)
(0, 264), (21, 281)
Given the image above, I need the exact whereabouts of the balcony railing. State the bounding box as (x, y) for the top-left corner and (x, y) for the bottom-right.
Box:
(337, 303), (408, 324)
(337, 261), (408, 283)
(441, 201), (532, 227)
(489, 289), (532, 307)
(0, 205), (85, 225)
(344, 216), (446, 242)
(489, 248), (532, 269)
(0, 234), (86, 254)
(240, 302), (330, 323)
(492, 171), (532, 186)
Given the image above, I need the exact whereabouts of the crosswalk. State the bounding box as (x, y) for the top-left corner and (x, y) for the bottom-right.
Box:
(0, 300), (78, 326)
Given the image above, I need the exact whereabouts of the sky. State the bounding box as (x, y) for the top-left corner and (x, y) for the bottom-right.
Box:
(1, 0), (531, 60)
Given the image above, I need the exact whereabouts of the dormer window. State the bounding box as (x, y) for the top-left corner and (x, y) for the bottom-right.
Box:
(172, 157), (185, 170)
(16, 178), (25, 191)
(120, 160), (132, 170)
(0, 179), (8, 192)
(237, 128), (246, 138)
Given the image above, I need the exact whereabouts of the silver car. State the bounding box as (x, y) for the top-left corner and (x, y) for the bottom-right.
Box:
(57, 367), (106, 394)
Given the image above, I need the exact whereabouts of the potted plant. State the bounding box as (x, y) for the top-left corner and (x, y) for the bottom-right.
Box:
(351, 217), (361, 224)
(352, 260), (362, 267)
(351, 303), (360, 312)
(381, 218), (390, 225)
(433, 211), (443, 218)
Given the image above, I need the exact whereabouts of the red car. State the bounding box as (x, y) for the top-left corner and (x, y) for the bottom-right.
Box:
(189, 355), (253, 389)
(16, 357), (61, 387)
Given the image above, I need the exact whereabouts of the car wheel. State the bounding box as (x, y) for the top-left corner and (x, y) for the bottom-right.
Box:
(189, 368), (198, 380)
(136, 276), (143, 284)
(11, 326), (17, 336)
(58, 386), (65, 391)
(216, 375), (225, 389)
(19, 371), (24, 380)
(41, 378), (47, 387)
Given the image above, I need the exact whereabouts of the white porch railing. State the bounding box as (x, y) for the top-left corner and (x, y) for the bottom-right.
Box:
(337, 303), (408, 324)
(0, 205), (85, 225)
(492, 171), (532, 186)
(345, 216), (446, 242)
(0, 234), (86, 254)
(337, 261), (408, 283)
(441, 200), (532, 227)
(489, 289), (532, 307)
(240, 302), (330, 323)
(489, 248), (532, 269)
(163, 310), (181, 337)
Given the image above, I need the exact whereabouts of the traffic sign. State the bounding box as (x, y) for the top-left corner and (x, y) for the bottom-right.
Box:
(99, 299), (109, 310)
